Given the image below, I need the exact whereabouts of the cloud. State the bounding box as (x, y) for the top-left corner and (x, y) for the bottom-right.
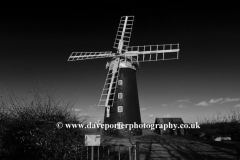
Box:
(140, 107), (147, 111)
(146, 115), (155, 118)
(220, 98), (240, 104)
(78, 113), (93, 118)
(163, 114), (171, 118)
(234, 104), (240, 107)
(162, 104), (167, 107)
(88, 104), (97, 111)
(89, 104), (97, 108)
(178, 104), (187, 108)
(177, 99), (189, 102)
(72, 108), (82, 112)
(195, 101), (209, 106)
(209, 98), (223, 104)
(195, 98), (240, 107)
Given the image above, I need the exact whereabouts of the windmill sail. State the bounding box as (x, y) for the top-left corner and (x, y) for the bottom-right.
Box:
(124, 44), (179, 62)
(98, 58), (120, 111)
(113, 16), (134, 53)
(68, 51), (113, 61)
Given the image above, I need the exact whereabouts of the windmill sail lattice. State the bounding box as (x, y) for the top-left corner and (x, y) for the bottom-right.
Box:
(113, 16), (134, 53)
(68, 51), (113, 61)
(98, 58), (120, 111)
(125, 44), (179, 62)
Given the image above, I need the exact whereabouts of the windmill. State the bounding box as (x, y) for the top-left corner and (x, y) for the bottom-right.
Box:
(68, 16), (179, 136)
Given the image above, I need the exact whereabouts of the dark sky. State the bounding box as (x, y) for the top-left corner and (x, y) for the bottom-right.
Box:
(1, 0), (240, 123)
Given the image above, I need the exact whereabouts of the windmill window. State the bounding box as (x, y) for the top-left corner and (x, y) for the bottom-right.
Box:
(118, 106), (123, 112)
(118, 93), (123, 99)
(118, 80), (123, 85)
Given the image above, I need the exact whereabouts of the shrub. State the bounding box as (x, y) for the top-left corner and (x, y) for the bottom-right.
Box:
(197, 108), (240, 138)
(0, 86), (86, 160)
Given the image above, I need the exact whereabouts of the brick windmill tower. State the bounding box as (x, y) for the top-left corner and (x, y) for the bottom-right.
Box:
(68, 16), (179, 136)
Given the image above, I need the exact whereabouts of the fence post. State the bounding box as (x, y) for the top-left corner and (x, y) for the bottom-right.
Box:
(98, 146), (99, 160)
(87, 147), (88, 160)
(129, 146), (131, 160)
(136, 142), (140, 160)
(91, 146), (94, 160)
(119, 145), (120, 160)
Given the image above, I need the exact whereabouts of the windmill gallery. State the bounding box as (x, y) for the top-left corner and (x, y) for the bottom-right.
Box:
(68, 16), (180, 137)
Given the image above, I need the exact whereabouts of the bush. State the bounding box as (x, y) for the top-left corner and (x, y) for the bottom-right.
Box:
(0, 87), (86, 160)
(196, 108), (240, 138)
